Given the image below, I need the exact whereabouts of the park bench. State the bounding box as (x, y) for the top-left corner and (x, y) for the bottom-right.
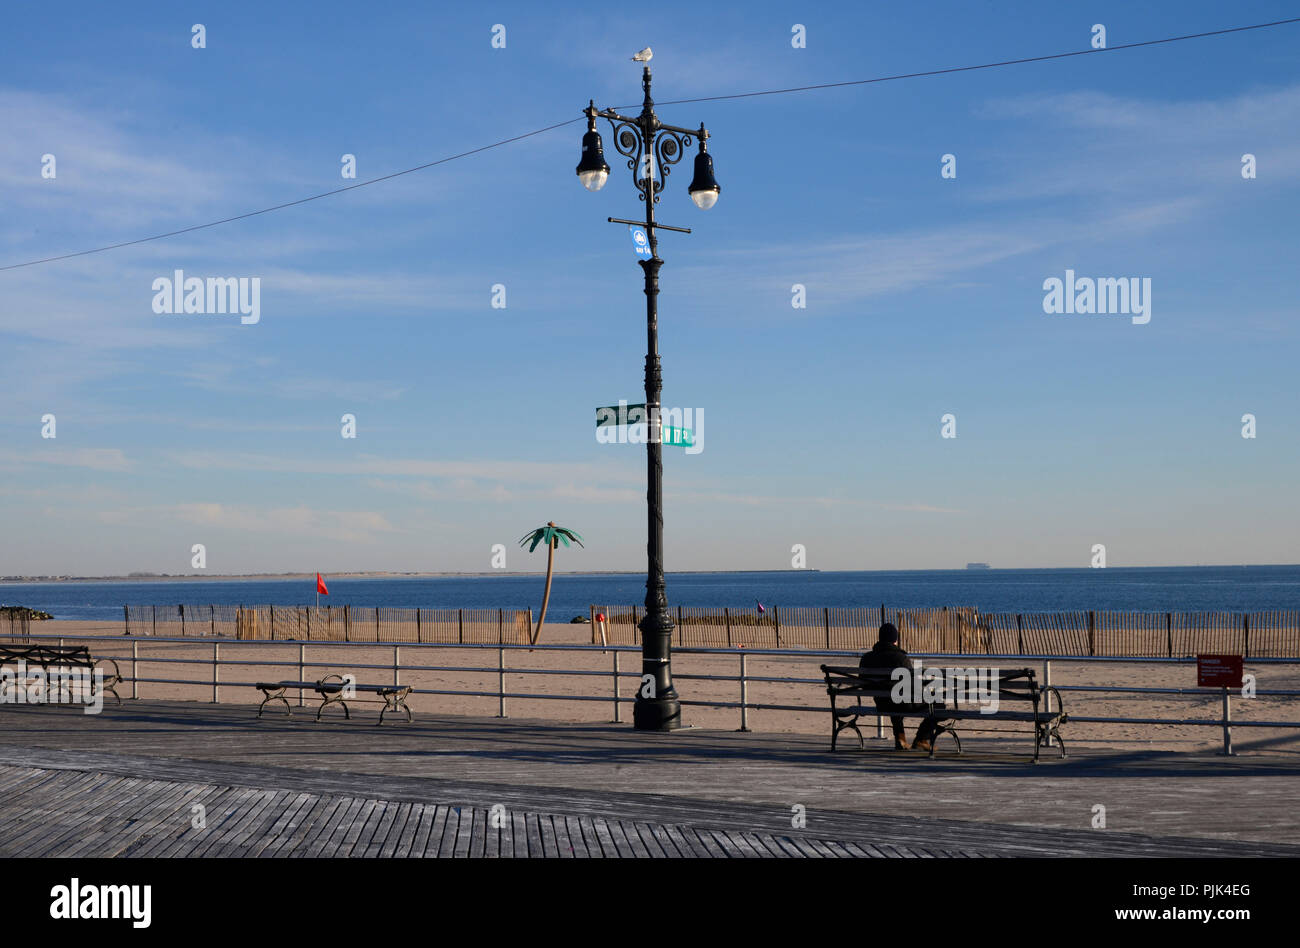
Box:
(0, 644), (122, 707)
(255, 673), (413, 724)
(820, 664), (1067, 762)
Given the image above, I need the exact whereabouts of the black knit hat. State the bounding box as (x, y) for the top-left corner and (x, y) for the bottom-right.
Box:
(878, 622), (899, 644)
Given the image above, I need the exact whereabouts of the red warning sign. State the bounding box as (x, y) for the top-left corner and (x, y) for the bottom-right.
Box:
(1197, 654), (1244, 689)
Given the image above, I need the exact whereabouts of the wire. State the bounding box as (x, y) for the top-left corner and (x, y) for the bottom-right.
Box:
(4, 16), (1297, 273)
(650, 17), (1300, 106)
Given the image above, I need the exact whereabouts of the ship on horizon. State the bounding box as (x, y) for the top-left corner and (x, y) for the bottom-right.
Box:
(966, 562), (991, 570)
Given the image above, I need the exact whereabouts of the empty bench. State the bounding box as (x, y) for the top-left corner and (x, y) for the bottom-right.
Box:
(255, 674), (413, 724)
(0, 644), (122, 707)
(820, 664), (1067, 762)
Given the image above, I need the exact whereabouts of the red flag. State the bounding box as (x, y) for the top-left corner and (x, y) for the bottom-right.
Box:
(316, 573), (329, 595)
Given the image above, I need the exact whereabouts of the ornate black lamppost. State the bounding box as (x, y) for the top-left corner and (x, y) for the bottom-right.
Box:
(576, 60), (720, 730)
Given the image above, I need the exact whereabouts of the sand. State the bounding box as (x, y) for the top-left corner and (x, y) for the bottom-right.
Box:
(16, 619), (1300, 755)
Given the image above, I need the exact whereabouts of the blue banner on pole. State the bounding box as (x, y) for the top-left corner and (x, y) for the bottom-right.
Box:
(629, 225), (650, 257)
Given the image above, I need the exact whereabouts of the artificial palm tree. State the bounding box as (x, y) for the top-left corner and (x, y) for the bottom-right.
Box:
(519, 522), (584, 644)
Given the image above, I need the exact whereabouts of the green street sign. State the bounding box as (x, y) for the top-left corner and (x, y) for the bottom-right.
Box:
(595, 402), (647, 427)
(660, 426), (694, 447)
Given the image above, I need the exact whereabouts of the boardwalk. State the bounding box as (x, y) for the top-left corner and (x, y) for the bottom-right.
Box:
(0, 701), (1297, 857)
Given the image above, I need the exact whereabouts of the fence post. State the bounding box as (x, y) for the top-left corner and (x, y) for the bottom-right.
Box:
(212, 643), (219, 703)
(345, 606), (350, 642)
(612, 651), (621, 723)
(417, 608), (423, 644)
(880, 603), (885, 627)
(459, 609), (464, 644)
(724, 608), (731, 647)
(394, 646), (400, 687)
(270, 604), (275, 641)
(738, 652), (749, 732)
(299, 645), (305, 706)
(376, 608), (381, 640)
(824, 607), (830, 649)
(180, 604), (185, 636)
(773, 606), (781, 647)
(123, 605), (129, 635)
(1016, 614), (1023, 654)
(497, 645), (506, 718)
(131, 641), (138, 700)
(1222, 687), (1233, 756)
(211, 604), (215, 636)
(677, 605), (683, 647)
(1166, 612), (1173, 657)
(152, 605), (156, 636)
(1244, 613), (1250, 658)
(1087, 611), (1095, 656)
(498, 609), (504, 644)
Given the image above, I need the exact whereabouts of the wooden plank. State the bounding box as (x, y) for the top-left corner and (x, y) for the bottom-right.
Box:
(134, 781), (231, 858)
(644, 822), (681, 858)
(452, 807), (474, 858)
(661, 823), (705, 857)
(264, 793), (332, 857)
(630, 822), (668, 858)
(380, 803), (417, 859)
(509, 809), (528, 858)
(159, 786), (249, 857)
(355, 800), (400, 858)
(609, 818), (649, 858)
(328, 796), (379, 858)
(564, 816), (592, 858)
(397, 803), (434, 859)
(207, 789), (295, 858)
(550, 812), (574, 858)
(742, 832), (783, 858)
(523, 810), (544, 858)
(588, 816), (618, 857)
(537, 813), (560, 858)
(296, 795), (359, 858)
(684, 826), (728, 858)
(252, 792), (316, 857)
(285, 794), (348, 858)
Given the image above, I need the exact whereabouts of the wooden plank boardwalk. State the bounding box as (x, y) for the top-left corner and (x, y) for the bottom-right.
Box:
(1, 701), (1298, 857)
(0, 763), (975, 858)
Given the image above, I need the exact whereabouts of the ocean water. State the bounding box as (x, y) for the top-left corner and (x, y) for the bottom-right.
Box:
(3, 566), (1299, 622)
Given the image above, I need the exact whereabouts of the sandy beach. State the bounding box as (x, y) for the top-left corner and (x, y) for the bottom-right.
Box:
(21, 619), (1299, 756)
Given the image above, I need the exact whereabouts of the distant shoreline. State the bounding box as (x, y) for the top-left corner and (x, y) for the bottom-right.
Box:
(1, 564), (1293, 585)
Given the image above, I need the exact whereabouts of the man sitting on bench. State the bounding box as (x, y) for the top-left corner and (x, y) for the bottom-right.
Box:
(859, 623), (946, 753)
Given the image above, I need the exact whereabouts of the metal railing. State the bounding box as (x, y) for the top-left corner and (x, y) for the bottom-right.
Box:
(10, 631), (1300, 756)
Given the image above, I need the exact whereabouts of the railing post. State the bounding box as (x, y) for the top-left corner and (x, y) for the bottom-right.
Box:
(1222, 687), (1233, 756)
(131, 641), (138, 700)
(299, 645), (306, 707)
(738, 652), (749, 732)
(612, 650), (621, 723)
(212, 642), (219, 703)
(497, 644), (506, 718)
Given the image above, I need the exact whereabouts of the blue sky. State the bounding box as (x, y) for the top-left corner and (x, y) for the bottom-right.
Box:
(2, 1), (1298, 575)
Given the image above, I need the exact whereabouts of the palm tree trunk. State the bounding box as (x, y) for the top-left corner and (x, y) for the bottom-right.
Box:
(533, 539), (556, 644)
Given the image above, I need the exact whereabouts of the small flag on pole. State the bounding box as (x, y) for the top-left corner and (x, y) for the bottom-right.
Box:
(756, 600), (765, 614)
(316, 573), (329, 595)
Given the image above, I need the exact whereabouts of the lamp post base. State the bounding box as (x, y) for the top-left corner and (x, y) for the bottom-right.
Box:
(633, 695), (682, 731)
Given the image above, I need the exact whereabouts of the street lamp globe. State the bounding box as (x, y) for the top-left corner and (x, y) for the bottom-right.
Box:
(687, 146), (720, 209)
(576, 129), (610, 192)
